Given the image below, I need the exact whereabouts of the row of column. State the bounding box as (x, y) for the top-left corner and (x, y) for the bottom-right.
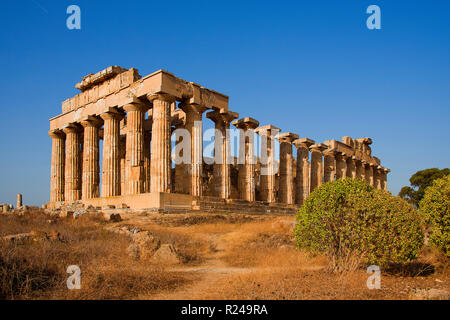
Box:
(50, 95), (388, 205)
(49, 94), (242, 203)
(49, 94), (175, 202)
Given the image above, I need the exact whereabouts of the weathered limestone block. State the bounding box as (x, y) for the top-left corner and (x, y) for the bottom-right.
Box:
(151, 244), (181, 264)
(277, 132), (299, 204)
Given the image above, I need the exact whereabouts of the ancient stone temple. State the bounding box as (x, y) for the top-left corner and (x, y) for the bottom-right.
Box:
(48, 66), (390, 213)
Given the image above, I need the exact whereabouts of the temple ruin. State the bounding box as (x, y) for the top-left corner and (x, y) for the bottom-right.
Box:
(47, 66), (390, 214)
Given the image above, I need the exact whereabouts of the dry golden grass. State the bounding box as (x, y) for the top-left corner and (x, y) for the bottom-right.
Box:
(0, 210), (194, 299)
(1, 211), (448, 300)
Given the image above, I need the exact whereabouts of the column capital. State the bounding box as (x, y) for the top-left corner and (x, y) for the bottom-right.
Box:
(277, 132), (299, 144)
(293, 138), (315, 149)
(100, 109), (124, 121)
(80, 115), (103, 128)
(48, 129), (65, 139)
(206, 109), (239, 125)
(62, 123), (82, 134)
(123, 102), (149, 113)
(254, 124), (280, 136)
(232, 117), (259, 130)
(309, 143), (327, 153)
(147, 93), (176, 104)
(179, 102), (209, 115)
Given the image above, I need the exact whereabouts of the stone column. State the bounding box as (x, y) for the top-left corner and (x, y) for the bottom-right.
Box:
(374, 166), (382, 189)
(323, 150), (336, 182)
(148, 93), (175, 193)
(63, 124), (82, 201)
(81, 117), (102, 199)
(143, 132), (151, 193)
(346, 156), (357, 179)
(356, 160), (366, 181)
(17, 193), (22, 208)
(119, 136), (126, 195)
(382, 168), (390, 190)
(365, 163), (373, 185)
(101, 110), (124, 197)
(309, 143), (327, 193)
(124, 102), (148, 195)
(277, 132), (299, 204)
(255, 125), (280, 203)
(172, 111), (187, 194)
(49, 129), (65, 202)
(335, 153), (348, 180)
(206, 109), (239, 199)
(293, 138), (315, 205)
(180, 103), (209, 197)
(232, 117), (260, 202)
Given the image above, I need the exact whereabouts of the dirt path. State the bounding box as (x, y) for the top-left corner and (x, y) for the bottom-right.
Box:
(135, 224), (323, 300)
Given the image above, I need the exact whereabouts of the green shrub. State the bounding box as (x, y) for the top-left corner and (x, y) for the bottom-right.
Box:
(419, 175), (450, 257)
(294, 179), (424, 272)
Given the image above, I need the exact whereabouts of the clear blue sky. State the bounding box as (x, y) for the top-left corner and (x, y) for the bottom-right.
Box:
(0, 0), (449, 206)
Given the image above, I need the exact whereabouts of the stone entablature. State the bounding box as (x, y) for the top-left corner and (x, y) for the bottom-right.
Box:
(48, 66), (390, 211)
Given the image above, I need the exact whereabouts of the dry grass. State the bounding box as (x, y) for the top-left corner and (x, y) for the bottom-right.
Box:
(1, 211), (448, 300)
(0, 210), (193, 299)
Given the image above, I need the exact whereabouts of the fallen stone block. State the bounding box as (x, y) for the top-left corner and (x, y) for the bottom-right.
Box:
(151, 244), (181, 264)
(103, 212), (122, 222)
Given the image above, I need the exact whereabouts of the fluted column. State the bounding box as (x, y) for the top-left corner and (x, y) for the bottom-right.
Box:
(356, 160), (366, 180)
(346, 156), (357, 179)
(173, 113), (187, 194)
(143, 132), (151, 193)
(381, 168), (389, 190)
(148, 93), (175, 193)
(335, 153), (348, 180)
(309, 143), (327, 193)
(49, 130), (65, 202)
(63, 124), (82, 201)
(293, 138), (314, 205)
(207, 109), (239, 199)
(233, 117), (259, 202)
(374, 166), (382, 189)
(323, 151), (336, 182)
(119, 136), (126, 195)
(101, 110), (123, 197)
(255, 125), (280, 203)
(81, 117), (102, 199)
(277, 132), (299, 204)
(180, 103), (209, 197)
(365, 163), (373, 185)
(123, 103), (148, 195)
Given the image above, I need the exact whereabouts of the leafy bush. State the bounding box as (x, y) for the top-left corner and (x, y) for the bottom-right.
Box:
(419, 175), (450, 257)
(295, 179), (424, 272)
